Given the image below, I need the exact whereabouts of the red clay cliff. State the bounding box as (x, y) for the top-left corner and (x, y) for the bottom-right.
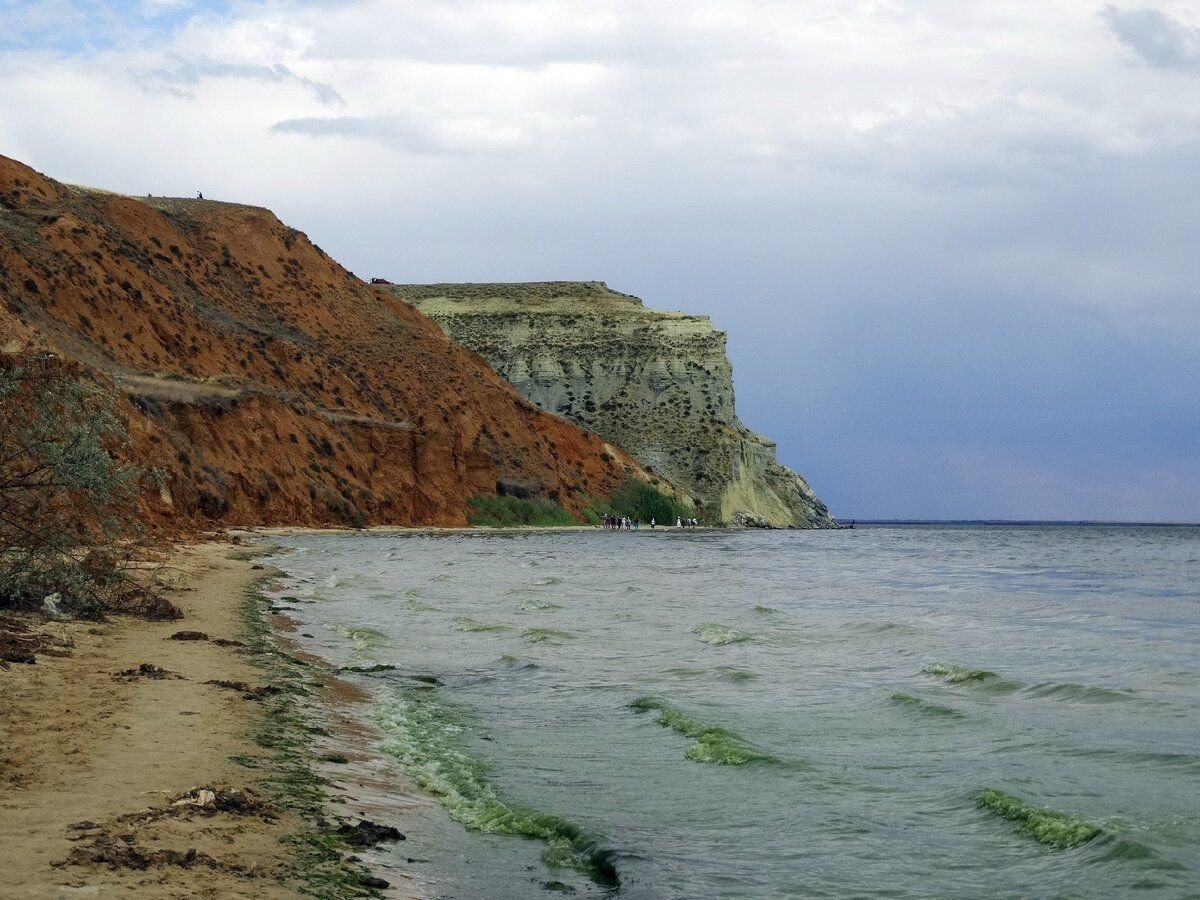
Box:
(0, 155), (645, 529)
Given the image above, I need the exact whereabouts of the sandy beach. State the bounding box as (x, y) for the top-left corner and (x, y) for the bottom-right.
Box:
(0, 541), (410, 899)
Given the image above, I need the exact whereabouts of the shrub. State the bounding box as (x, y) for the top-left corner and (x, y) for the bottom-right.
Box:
(604, 478), (694, 525)
(466, 495), (578, 528)
(0, 351), (151, 616)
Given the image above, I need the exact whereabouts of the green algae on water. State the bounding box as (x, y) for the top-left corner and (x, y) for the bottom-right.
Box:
(240, 573), (385, 897)
(977, 788), (1102, 848)
(372, 687), (617, 886)
(630, 697), (777, 765)
(692, 623), (753, 645)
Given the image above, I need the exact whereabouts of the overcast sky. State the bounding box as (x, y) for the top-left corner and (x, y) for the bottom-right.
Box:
(2, 0), (1198, 520)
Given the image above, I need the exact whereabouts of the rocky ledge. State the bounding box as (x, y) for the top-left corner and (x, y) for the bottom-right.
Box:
(394, 282), (834, 528)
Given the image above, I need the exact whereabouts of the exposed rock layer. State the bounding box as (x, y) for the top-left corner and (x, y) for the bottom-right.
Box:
(397, 282), (833, 527)
(0, 157), (648, 529)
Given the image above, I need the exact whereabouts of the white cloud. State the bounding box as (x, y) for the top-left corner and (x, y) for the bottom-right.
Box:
(2, 0), (1199, 517)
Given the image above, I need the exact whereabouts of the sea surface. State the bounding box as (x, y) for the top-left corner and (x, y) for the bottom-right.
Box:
(264, 525), (1200, 898)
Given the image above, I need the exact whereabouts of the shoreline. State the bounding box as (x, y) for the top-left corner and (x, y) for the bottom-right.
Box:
(0, 540), (414, 898)
(237, 523), (720, 537)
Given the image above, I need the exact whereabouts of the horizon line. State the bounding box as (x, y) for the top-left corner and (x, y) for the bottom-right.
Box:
(837, 518), (1199, 527)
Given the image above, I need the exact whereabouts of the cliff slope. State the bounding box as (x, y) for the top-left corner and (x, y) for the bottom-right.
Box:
(0, 158), (648, 529)
(397, 282), (833, 527)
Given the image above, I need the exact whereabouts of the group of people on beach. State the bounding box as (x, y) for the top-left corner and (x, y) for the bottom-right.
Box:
(602, 515), (641, 530)
(600, 515), (701, 530)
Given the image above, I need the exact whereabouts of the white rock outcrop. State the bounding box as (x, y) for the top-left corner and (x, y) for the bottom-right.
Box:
(396, 282), (833, 527)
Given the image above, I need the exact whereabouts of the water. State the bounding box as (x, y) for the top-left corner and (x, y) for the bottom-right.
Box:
(265, 525), (1200, 898)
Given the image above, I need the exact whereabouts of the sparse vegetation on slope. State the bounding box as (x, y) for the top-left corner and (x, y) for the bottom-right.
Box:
(466, 495), (578, 528)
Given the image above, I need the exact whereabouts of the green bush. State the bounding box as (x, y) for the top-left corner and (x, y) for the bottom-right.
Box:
(601, 478), (694, 525)
(466, 495), (579, 528)
(0, 352), (150, 616)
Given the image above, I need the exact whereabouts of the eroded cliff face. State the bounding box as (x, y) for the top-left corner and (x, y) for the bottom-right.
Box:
(0, 158), (650, 530)
(395, 282), (834, 527)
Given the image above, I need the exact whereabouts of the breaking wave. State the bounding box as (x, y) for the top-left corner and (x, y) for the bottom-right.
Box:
(692, 623), (753, 645)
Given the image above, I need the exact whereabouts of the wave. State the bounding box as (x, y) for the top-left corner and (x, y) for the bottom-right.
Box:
(331, 623), (389, 660)
(1057, 745), (1200, 775)
(977, 788), (1101, 848)
(857, 622), (919, 636)
(451, 617), (510, 633)
(922, 663), (998, 684)
(403, 599), (442, 612)
(693, 623), (753, 645)
(889, 692), (964, 718)
(1021, 682), (1138, 704)
(922, 663), (1021, 692)
(753, 605), (779, 614)
(715, 667), (757, 682)
(515, 598), (564, 612)
(630, 697), (778, 765)
(523, 627), (574, 644)
(664, 667), (707, 678)
(373, 688), (619, 886)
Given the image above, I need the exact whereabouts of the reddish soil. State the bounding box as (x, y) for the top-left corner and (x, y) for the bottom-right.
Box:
(0, 155), (644, 529)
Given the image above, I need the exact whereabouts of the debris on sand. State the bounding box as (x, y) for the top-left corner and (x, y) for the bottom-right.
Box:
(113, 663), (179, 681)
(0, 616), (64, 666)
(62, 835), (217, 871)
(118, 786), (277, 825)
(169, 630), (210, 641)
(334, 819), (406, 848)
(205, 679), (282, 701)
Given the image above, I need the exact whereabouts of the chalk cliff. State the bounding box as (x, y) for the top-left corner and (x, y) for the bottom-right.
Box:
(396, 282), (834, 527)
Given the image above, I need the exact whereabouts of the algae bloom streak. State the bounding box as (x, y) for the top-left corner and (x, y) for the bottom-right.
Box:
(631, 697), (778, 765)
(373, 687), (619, 886)
(978, 788), (1102, 849)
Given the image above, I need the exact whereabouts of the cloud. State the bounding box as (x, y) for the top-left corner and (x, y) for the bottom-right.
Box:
(2, 0), (1200, 518)
(1102, 4), (1200, 71)
(271, 110), (595, 154)
(136, 57), (343, 105)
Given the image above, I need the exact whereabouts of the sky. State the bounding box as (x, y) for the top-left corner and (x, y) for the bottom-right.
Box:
(1, 0), (1198, 520)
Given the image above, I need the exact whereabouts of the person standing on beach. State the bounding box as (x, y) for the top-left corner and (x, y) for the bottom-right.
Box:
(651, 518), (656, 529)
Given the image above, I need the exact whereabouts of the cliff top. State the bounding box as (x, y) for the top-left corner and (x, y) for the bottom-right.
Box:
(391, 281), (704, 323)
